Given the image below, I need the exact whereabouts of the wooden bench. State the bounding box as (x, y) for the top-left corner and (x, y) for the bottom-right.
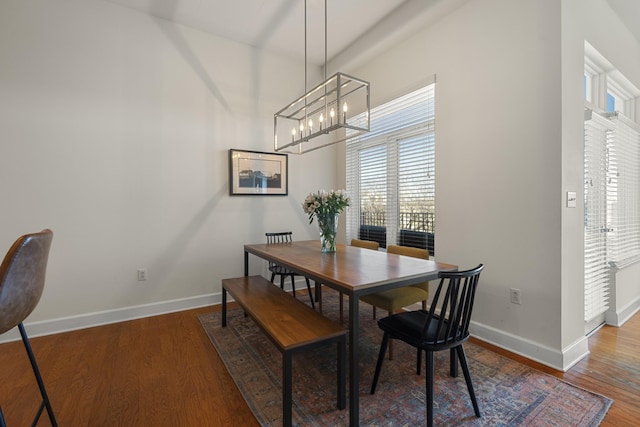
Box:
(221, 275), (346, 427)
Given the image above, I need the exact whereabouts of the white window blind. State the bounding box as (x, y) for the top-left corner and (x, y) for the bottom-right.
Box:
(584, 110), (612, 323)
(583, 109), (640, 323)
(346, 83), (435, 253)
(607, 112), (640, 266)
(358, 144), (387, 239)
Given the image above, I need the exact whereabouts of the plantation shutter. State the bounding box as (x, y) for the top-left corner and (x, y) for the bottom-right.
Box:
(346, 82), (435, 251)
(583, 110), (612, 323)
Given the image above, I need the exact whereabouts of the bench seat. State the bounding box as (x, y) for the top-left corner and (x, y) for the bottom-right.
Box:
(221, 275), (346, 427)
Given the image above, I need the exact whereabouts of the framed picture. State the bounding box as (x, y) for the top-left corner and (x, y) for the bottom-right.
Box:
(228, 149), (288, 196)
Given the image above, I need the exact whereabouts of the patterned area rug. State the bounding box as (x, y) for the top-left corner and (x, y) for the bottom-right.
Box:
(199, 291), (612, 426)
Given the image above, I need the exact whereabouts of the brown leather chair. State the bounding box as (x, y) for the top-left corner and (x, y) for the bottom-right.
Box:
(360, 245), (430, 358)
(0, 229), (57, 427)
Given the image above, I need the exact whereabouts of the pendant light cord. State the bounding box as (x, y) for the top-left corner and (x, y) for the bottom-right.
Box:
(324, 0), (327, 80)
(305, 0), (328, 90)
(304, 0), (307, 94)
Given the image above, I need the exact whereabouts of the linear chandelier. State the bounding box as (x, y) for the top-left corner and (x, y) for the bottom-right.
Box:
(274, 0), (370, 154)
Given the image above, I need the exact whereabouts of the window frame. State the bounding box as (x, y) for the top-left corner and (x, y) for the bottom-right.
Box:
(346, 83), (436, 254)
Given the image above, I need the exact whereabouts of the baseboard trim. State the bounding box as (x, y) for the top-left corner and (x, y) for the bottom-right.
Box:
(0, 292), (223, 344)
(3, 284), (592, 373)
(606, 295), (640, 327)
(470, 320), (589, 372)
(0, 279), (313, 344)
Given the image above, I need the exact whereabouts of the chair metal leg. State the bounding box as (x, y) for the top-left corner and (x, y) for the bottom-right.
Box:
(289, 275), (296, 297)
(370, 332), (389, 394)
(280, 275), (285, 290)
(388, 311), (394, 360)
(270, 272), (276, 283)
(417, 348), (422, 375)
(450, 347), (458, 377)
(18, 323), (58, 427)
(456, 345), (481, 417)
(425, 350), (434, 427)
(304, 277), (315, 309)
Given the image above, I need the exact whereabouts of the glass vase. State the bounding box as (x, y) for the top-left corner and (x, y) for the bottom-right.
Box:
(317, 212), (339, 253)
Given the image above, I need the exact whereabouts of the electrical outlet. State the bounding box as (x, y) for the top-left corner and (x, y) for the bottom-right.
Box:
(510, 288), (521, 305)
(137, 268), (147, 281)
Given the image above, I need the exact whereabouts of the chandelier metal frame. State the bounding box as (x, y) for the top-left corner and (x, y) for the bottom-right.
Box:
(274, 0), (370, 154)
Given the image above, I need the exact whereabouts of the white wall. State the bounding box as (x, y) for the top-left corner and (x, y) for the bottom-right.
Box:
(0, 0), (336, 338)
(338, 0), (640, 369)
(350, 0), (568, 368)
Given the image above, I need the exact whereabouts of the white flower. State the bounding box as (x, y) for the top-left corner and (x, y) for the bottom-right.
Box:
(302, 189), (350, 224)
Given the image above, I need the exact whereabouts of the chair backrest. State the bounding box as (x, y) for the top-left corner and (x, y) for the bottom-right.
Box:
(265, 232), (294, 270)
(266, 232), (293, 245)
(0, 229), (54, 334)
(421, 264), (484, 348)
(387, 245), (429, 259)
(350, 239), (379, 251)
(387, 245), (430, 293)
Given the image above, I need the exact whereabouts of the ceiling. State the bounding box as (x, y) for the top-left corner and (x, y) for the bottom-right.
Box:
(104, 0), (640, 68)
(606, 0), (640, 45)
(103, 0), (465, 68)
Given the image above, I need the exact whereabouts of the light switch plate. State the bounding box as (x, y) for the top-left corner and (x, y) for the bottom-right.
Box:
(567, 191), (577, 208)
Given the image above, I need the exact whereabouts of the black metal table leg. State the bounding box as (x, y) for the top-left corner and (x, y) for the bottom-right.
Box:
(349, 295), (359, 426)
(315, 281), (322, 314)
(337, 337), (346, 409)
(283, 352), (293, 427)
(222, 287), (227, 327)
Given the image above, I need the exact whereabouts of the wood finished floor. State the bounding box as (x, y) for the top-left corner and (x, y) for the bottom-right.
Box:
(0, 301), (638, 426)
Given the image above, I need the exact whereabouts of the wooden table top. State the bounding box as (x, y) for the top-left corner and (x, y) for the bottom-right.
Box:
(244, 240), (457, 296)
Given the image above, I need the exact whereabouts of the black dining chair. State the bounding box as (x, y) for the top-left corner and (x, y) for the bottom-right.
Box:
(265, 232), (315, 309)
(0, 229), (58, 427)
(370, 264), (484, 427)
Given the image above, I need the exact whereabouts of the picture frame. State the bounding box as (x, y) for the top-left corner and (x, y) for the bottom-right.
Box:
(228, 149), (288, 196)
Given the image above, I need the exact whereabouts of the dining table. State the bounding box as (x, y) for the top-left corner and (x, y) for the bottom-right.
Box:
(243, 240), (457, 426)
